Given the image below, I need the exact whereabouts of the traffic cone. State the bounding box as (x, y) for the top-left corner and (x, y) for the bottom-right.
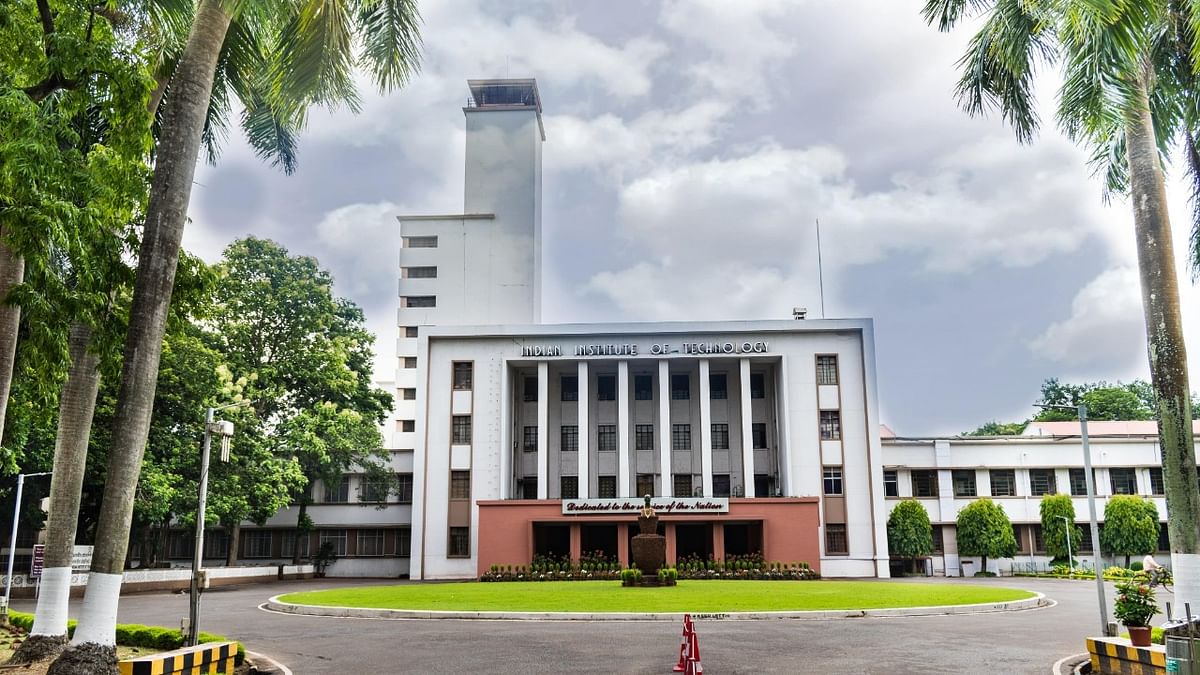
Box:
(684, 628), (703, 675)
(672, 614), (693, 672)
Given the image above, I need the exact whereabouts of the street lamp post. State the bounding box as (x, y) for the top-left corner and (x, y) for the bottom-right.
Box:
(1058, 514), (1074, 575)
(3, 472), (51, 620)
(188, 404), (240, 646)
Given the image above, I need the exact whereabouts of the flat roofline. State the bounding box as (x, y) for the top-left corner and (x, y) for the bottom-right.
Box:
(883, 434), (1182, 443)
(420, 318), (873, 339)
(396, 213), (495, 222)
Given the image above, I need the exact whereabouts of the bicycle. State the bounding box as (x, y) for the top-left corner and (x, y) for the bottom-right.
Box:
(1146, 566), (1173, 591)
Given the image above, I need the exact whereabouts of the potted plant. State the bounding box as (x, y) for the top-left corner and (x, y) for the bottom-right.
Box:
(1114, 578), (1158, 646)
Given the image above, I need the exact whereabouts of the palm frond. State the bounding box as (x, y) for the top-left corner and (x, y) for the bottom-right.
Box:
(922, 0), (994, 32)
(271, 0), (361, 113)
(356, 0), (423, 92)
(240, 91), (301, 175)
(1186, 133), (1200, 278)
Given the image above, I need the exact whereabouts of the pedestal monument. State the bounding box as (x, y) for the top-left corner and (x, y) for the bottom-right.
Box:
(631, 495), (666, 578)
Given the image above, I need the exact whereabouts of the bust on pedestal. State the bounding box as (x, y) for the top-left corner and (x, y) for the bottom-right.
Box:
(631, 495), (666, 579)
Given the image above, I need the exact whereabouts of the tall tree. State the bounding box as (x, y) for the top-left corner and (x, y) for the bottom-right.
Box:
(1040, 493), (1082, 564)
(956, 498), (1017, 575)
(924, 0), (1200, 610)
(887, 499), (934, 573)
(1101, 495), (1160, 568)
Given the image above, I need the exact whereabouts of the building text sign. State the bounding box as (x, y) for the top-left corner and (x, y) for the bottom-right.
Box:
(521, 340), (770, 358)
(562, 497), (729, 516)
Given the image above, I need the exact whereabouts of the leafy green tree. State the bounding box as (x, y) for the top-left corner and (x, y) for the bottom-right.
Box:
(1040, 494), (1082, 564)
(887, 499), (934, 573)
(956, 499), (1017, 575)
(962, 421), (1028, 436)
(1102, 495), (1160, 568)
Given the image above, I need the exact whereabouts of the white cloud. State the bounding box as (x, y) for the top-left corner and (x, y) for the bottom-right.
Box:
(1027, 266), (1146, 368)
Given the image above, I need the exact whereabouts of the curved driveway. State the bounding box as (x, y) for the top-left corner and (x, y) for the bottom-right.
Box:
(14, 576), (1130, 674)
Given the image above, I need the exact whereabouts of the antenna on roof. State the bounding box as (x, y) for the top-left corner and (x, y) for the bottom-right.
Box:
(815, 218), (826, 318)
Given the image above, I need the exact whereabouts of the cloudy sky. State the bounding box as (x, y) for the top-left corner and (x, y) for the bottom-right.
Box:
(185, 0), (1200, 436)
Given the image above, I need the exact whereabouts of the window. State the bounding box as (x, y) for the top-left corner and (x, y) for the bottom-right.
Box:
(401, 420), (415, 433)
(1159, 523), (1170, 552)
(282, 531), (310, 559)
(713, 474), (731, 497)
(1149, 467), (1165, 495)
(243, 530), (272, 558)
(403, 235), (437, 248)
(361, 477), (389, 502)
(402, 388), (416, 400)
(816, 355), (839, 385)
(402, 295), (436, 308)
(396, 473), (413, 504)
(672, 424), (691, 451)
(452, 415), (471, 444)
(709, 374), (727, 400)
(750, 373), (765, 399)
(673, 475), (693, 498)
(671, 374), (690, 400)
(884, 470), (899, 497)
(319, 530), (347, 557)
(1032, 525), (1045, 553)
(358, 529), (385, 556)
(598, 425), (617, 452)
(755, 474), (771, 497)
(448, 527), (469, 557)
(561, 376), (578, 401)
(823, 467), (843, 495)
(952, 470), (976, 497)
(403, 357), (417, 369)
(636, 424), (654, 451)
(561, 476), (578, 499)
(523, 426), (538, 452)
(524, 376), (538, 402)
(450, 471), (470, 499)
(453, 362), (473, 390)
(597, 375), (616, 401)
(1079, 526), (1093, 552)
(404, 326), (419, 338)
(1069, 469), (1090, 496)
(1110, 468), (1138, 495)
(752, 423), (767, 449)
(990, 469), (1016, 497)
(932, 525), (944, 553)
(324, 476), (350, 503)
(636, 474), (655, 497)
(396, 527), (411, 557)
(825, 524), (848, 554)
(521, 480), (537, 499)
(819, 411), (841, 440)
(711, 423), (729, 450)
(598, 476), (617, 498)
(1029, 469), (1057, 496)
(561, 426), (578, 452)
(202, 531), (228, 559)
(634, 375), (653, 400)
(403, 266), (437, 278)
(911, 470), (938, 498)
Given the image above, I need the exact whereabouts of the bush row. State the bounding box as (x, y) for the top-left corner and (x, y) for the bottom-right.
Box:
(1013, 564), (1142, 581)
(481, 561), (819, 582)
(7, 611), (244, 665)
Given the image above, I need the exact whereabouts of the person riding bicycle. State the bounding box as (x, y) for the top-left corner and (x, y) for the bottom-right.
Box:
(1144, 554), (1163, 574)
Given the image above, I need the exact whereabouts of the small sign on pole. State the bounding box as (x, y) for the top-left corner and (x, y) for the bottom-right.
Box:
(30, 544), (44, 579)
(70, 545), (93, 572)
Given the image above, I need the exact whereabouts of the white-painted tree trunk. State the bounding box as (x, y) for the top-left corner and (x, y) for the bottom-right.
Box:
(68, 573), (122, 647)
(30, 567), (72, 637)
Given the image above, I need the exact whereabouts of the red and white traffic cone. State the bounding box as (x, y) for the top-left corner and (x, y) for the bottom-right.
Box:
(672, 614), (693, 672)
(684, 628), (703, 675)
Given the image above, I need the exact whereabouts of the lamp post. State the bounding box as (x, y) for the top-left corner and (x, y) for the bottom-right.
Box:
(188, 403), (242, 646)
(3, 472), (51, 620)
(1058, 514), (1074, 575)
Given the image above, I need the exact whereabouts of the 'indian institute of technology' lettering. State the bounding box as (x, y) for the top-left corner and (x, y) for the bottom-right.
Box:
(682, 341), (769, 355)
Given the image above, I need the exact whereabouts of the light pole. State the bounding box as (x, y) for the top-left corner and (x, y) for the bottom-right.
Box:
(3, 472), (51, 620)
(1058, 514), (1074, 575)
(188, 403), (242, 646)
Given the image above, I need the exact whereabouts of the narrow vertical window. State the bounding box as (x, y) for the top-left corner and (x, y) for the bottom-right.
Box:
(819, 411), (841, 440)
(815, 355), (839, 385)
(453, 362), (473, 390)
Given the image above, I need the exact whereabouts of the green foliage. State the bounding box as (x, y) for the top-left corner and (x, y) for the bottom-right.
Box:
(955, 499), (1017, 567)
(1101, 495), (1160, 565)
(1113, 578), (1158, 627)
(1034, 378), (1157, 421)
(962, 421), (1028, 436)
(887, 499), (933, 560)
(1039, 494), (1082, 561)
(8, 610), (244, 664)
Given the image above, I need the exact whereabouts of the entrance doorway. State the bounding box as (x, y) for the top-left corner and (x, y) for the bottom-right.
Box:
(723, 522), (763, 558)
(533, 524), (570, 561)
(581, 524), (618, 562)
(674, 523), (712, 561)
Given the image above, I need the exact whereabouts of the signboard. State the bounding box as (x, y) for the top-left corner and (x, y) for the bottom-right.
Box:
(562, 497), (729, 516)
(30, 544), (44, 579)
(70, 545), (93, 572)
(521, 340), (771, 359)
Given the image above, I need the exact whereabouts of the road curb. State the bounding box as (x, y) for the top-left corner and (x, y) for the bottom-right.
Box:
(1051, 652), (1090, 675)
(261, 591), (1049, 622)
(246, 650), (294, 675)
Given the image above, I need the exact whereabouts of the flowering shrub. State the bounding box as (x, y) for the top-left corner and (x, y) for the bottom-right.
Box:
(1114, 578), (1158, 627)
(479, 557), (819, 581)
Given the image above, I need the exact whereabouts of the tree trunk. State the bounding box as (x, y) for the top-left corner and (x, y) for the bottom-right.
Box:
(293, 502), (308, 565)
(9, 323), (101, 664)
(980, 556), (987, 576)
(50, 3), (234, 672)
(225, 523), (240, 567)
(1124, 74), (1200, 610)
(0, 230), (25, 448)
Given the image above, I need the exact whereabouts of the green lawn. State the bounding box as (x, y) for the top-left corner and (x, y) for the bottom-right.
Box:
(278, 580), (1035, 613)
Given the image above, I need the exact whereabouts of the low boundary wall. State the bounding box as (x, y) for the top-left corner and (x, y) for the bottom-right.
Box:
(3, 564), (314, 598)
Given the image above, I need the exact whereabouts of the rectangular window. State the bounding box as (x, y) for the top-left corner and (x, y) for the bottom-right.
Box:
(1032, 525), (1045, 553)
(396, 473), (413, 504)
(521, 479), (537, 499)
(911, 470), (938, 498)
(523, 376), (538, 402)
(823, 467), (844, 495)
(672, 424), (691, 451)
(324, 476), (350, 503)
(402, 296), (436, 308)
(816, 355), (839, 385)
(448, 527), (469, 557)
(404, 326), (419, 338)
(990, 469), (1016, 497)
(453, 362), (473, 390)
(403, 266), (437, 278)
(1069, 468), (1090, 496)
(450, 471), (470, 500)
(1029, 469), (1057, 496)
(561, 476), (579, 499)
(243, 530), (272, 558)
(752, 422), (767, 449)
(597, 375), (616, 401)
(1149, 467), (1165, 495)
(403, 235), (438, 248)
(952, 470), (977, 498)
(598, 425), (617, 452)
(750, 373), (765, 399)
(401, 420), (415, 432)
(635, 424), (654, 451)
(319, 530), (347, 557)
(452, 415), (471, 444)
(598, 476), (617, 498)
(709, 374), (727, 400)
(671, 374), (690, 400)
(561, 426), (578, 453)
(202, 531), (228, 559)
(932, 525), (944, 553)
(561, 376), (578, 401)
(1079, 526), (1093, 552)
(711, 423), (729, 450)
(402, 388), (416, 400)
(396, 527), (411, 557)
(1110, 468), (1138, 495)
(884, 470), (899, 497)
(819, 411), (841, 440)
(634, 375), (653, 400)
(673, 475), (693, 498)
(523, 426), (538, 452)
(281, 531), (310, 560)
(825, 524), (848, 555)
(636, 474), (655, 498)
(755, 474), (771, 497)
(403, 357), (417, 369)
(713, 474), (731, 497)
(361, 477), (388, 502)
(357, 529), (385, 557)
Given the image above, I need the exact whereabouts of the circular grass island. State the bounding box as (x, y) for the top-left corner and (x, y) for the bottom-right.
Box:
(276, 580), (1037, 614)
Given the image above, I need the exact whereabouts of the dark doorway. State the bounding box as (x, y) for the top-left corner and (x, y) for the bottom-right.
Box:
(533, 524), (570, 561)
(581, 524), (618, 562)
(723, 522), (763, 557)
(674, 523), (712, 560)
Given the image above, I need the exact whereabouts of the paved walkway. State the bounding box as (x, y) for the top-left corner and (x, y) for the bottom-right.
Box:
(13, 576), (1136, 674)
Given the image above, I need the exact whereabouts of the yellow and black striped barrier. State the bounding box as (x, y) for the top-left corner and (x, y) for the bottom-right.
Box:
(118, 641), (237, 675)
(1086, 637), (1166, 675)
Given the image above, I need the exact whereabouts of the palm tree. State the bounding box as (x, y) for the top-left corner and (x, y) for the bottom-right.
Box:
(49, 2), (420, 672)
(923, 0), (1200, 611)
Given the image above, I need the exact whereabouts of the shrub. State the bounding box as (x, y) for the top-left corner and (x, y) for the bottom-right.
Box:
(1040, 494), (1082, 562)
(887, 499), (933, 572)
(1102, 496), (1159, 568)
(956, 498), (1017, 573)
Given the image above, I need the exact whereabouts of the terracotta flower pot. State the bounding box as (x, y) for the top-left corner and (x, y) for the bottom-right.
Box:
(1127, 625), (1152, 647)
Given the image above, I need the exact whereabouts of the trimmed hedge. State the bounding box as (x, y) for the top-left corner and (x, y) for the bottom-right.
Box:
(7, 611), (244, 665)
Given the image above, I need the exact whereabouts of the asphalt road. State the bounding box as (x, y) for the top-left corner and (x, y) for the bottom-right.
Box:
(13, 576), (1138, 674)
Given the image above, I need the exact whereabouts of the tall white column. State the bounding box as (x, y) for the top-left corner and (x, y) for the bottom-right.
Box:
(499, 363), (511, 499)
(617, 361), (631, 498)
(537, 361), (549, 499)
(739, 358), (756, 498)
(657, 360), (671, 497)
(577, 361), (590, 499)
(698, 359), (713, 497)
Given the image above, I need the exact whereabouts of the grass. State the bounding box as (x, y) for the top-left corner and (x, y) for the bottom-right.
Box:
(279, 580), (1035, 613)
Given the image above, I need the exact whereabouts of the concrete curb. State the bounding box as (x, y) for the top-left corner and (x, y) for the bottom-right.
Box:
(262, 591), (1049, 622)
(1051, 652), (1090, 675)
(246, 650), (294, 675)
